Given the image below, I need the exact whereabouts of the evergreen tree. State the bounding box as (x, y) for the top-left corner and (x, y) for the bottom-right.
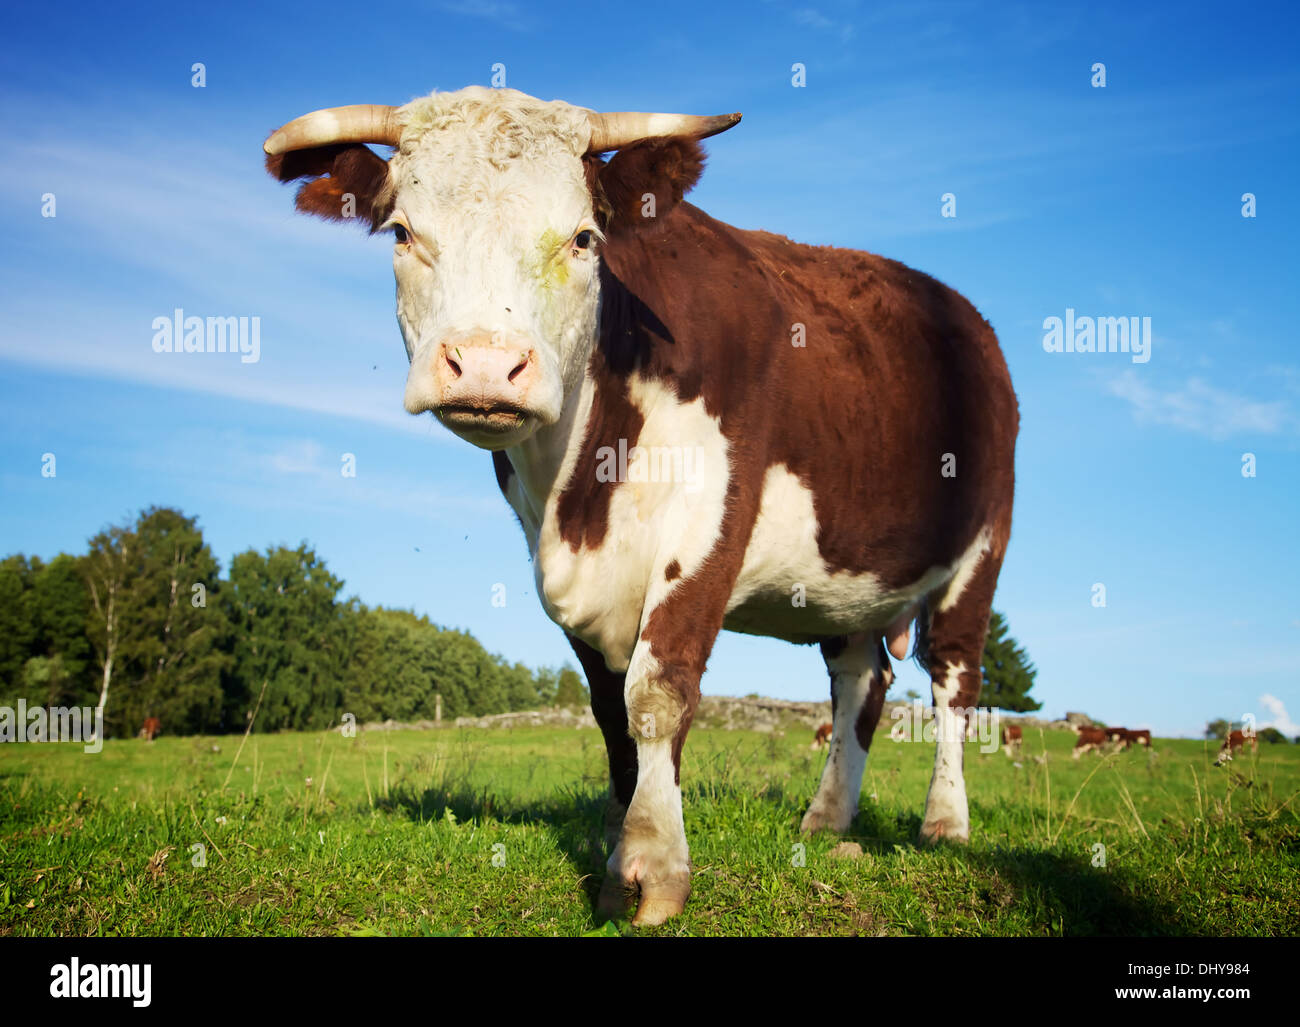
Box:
(978, 610), (1041, 712)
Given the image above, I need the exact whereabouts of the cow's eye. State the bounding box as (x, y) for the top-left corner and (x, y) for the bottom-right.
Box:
(573, 230), (593, 250)
(393, 224), (409, 244)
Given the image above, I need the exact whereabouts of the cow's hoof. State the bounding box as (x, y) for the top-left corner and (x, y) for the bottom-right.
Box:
(800, 803), (851, 835)
(919, 818), (969, 845)
(597, 845), (691, 926)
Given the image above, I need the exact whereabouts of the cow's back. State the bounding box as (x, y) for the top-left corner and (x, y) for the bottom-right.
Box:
(598, 202), (1019, 596)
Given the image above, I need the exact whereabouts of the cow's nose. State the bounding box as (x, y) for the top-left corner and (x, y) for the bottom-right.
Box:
(431, 333), (536, 410)
(437, 342), (532, 388)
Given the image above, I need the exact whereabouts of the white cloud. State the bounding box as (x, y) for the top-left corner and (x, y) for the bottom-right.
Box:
(1259, 694), (1299, 737)
(1105, 371), (1294, 440)
(268, 439), (327, 476)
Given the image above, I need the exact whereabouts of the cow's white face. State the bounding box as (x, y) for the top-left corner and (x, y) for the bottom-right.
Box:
(386, 88), (602, 450)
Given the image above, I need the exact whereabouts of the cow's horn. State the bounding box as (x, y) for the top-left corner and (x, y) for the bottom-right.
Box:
(585, 110), (742, 153)
(263, 104), (402, 156)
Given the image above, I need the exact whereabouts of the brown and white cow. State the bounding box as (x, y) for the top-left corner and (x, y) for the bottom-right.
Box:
(1073, 725), (1108, 758)
(812, 722), (834, 749)
(1215, 729), (1256, 766)
(1105, 727), (1152, 751)
(1122, 728), (1151, 749)
(264, 87), (1019, 925)
(1000, 722), (1022, 756)
(139, 716), (161, 742)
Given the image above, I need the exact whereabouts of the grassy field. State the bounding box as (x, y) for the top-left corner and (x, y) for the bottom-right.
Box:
(1, 718), (1297, 936)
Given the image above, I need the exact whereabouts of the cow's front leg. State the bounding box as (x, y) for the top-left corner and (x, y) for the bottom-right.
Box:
(566, 634), (637, 849)
(597, 645), (700, 926)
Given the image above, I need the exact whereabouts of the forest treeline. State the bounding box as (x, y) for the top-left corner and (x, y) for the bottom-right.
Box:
(0, 506), (587, 737)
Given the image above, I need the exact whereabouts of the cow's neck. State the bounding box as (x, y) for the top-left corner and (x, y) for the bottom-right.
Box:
(499, 247), (652, 528)
(502, 344), (598, 527)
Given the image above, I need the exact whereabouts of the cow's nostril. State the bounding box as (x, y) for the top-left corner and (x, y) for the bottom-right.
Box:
(444, 347), (462, 378)
(507, 351), (531, 384)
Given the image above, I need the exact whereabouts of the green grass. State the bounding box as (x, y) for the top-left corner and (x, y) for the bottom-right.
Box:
(1, 723), (1297, 936)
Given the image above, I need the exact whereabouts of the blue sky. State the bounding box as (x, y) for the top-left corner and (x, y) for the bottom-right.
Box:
(1, 1), (1297, 738)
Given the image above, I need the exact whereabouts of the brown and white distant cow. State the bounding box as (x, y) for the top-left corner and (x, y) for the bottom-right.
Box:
(1106, 727), (1152, 751)
(264, 86), (1019, 925)
(139, 716), (161, 742)
(1215, 729), (1256, 766)
(1000, 722), (1022, 756)
(1073, 726), (1108, 758)
(812, 722), (833, 749)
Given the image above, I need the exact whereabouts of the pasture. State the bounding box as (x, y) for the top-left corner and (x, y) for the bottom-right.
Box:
(1, 720), (1297, 936)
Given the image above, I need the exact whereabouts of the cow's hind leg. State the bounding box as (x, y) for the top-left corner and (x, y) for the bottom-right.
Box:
(919, 539), (1006, 844)
(801, 633), (892, 834)
(567, 635), (638, 849)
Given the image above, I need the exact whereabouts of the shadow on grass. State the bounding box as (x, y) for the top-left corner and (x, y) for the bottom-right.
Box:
(373, 777), (1205, 935)
(833, 801), (1199, 936)
(375, 782), (612, 908)
(962, 845), (1198, 936)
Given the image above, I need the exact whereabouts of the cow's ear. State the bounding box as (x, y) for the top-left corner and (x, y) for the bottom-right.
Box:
(265, 143), (393, 233)
(588, 137), (706, 237)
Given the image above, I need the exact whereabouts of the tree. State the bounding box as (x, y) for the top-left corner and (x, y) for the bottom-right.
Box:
(127, 508), (228, 734)
(84, 521), (134, 738)
(0, 555), (37, 693)
(978, 610), (1041, 712)
(553, 664), (589, 707)
(222, 544), (350, 732)
(1205, 719), (1232, 741)
(30, 554), (93, 706)
(1257, 727), (1288, 745)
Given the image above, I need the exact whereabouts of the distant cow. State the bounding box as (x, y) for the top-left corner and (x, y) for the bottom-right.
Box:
(1073, 726), (1108, 758)
(139, 716), (161, 742)
(1215, 729), (1256, 766)
(1105, 727), (1151, 751)
(1001, 723), (1022, 756)
(812, 722), (833, 749)
(1124, 728), (1151, 748)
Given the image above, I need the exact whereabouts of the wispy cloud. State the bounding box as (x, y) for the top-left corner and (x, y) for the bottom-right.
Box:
(1259, 694), (1298, 737)
(1105, 370), (1295, 440)
(0, 121), (427, 436)
(792, 7), (856, 41)
(434, 1), (533, 32)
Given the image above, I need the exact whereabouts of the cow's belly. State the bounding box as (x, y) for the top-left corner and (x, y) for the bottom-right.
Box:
(724, 464), (964, 644)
